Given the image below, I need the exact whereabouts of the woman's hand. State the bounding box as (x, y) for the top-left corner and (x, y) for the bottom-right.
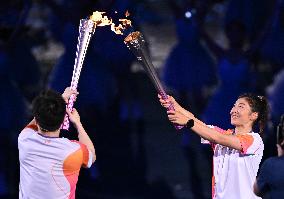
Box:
(159, 94), (181, 110)
(62, 87), (79, 103)
(167, 110), (190, 126)
(158, 94), (194, 118)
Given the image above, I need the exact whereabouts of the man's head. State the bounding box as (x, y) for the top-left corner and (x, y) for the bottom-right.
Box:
(32, 90), (66, 132)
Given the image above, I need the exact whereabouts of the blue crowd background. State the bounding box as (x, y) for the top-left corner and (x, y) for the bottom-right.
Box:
(0, 0), (283, 198)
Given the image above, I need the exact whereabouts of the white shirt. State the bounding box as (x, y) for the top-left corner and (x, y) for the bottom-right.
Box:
(203, 126), (263, 199)
(18, 124), (93, 199)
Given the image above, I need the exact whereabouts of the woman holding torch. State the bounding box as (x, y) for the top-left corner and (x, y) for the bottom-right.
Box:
(159, 93), (269, 199)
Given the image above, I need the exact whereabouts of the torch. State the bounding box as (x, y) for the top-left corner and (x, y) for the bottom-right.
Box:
(61, 18), (96, 130)
(62, 11), (114, 130)
(61, 11), (133, 130)
(124, 31), (183, 130)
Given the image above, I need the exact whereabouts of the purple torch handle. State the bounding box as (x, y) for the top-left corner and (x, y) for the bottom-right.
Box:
(158, 91), (183, 130)
(158, 91), (174, 111)
(124, 31), (183, 130)
(61, 92), (76, 130)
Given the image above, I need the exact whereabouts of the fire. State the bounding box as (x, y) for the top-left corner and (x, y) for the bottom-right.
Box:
(89, 11), (113, 26)
(89, 11), (132, 35)
(111, 19), (132, 35)
(125, 10), (130, 17)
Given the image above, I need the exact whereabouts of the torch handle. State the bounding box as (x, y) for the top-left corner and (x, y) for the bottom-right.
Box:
(61, 92), (77, 130)
(140, 51), (184, 130)
(158, 91), (184, 130)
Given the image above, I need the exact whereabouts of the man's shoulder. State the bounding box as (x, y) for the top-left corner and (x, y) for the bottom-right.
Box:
(18, 126), (37, 140)
(59, 138), (84, 151)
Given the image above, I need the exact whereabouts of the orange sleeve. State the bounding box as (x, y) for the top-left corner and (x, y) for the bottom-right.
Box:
(236, 134), (254, 154)
(70, 140), (91, 168)
(79, 143), (90, 168)
(24, 124), (38, 131)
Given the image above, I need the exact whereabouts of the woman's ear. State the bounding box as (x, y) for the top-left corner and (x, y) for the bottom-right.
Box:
(250, 112), (258, 122)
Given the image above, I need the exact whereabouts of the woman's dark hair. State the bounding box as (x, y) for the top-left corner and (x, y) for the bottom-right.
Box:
(238, 93), (269, 135)
(32, 90), (66, 132)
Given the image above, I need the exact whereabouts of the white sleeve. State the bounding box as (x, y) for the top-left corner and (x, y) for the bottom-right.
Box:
(201, 125), (215, 144)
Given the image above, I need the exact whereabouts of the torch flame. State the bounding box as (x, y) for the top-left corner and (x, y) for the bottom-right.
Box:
(89, 11), (113, 26)
(125, 10), (130, 17)
(90, 11), (132, 35)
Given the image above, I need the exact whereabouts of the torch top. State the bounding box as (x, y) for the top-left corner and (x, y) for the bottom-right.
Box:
(124, 31), (141, 42)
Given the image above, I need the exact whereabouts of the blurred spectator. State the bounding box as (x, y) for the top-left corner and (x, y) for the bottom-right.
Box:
(267, 69), (284, 125)
(253, 116), (284, 199)
(201, 0), (284, 130)
(263, 69), (284, 159)
(0, 0), (41, 197)
(225, 0), (280, 89)
(225, 0), (273, 41)
(163, 0), (217, 117)
(260, 0), (284, 74)
(201, 19), (259, 129)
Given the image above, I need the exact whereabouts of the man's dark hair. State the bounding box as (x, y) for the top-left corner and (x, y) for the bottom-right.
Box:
(32, 90), (66, 132)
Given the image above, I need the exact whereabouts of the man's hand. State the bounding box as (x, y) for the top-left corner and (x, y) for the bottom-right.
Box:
(66, 108), (81, 128)
(62, 87), (79, 103)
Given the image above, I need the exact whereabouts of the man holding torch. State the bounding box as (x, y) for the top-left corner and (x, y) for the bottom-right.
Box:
(18, 87), (95, 199)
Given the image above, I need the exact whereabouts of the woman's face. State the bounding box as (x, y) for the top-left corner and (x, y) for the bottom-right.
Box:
(230, 98), (257, 127)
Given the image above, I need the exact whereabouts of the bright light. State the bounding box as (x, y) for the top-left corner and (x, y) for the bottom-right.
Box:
(185, 11), (192, 18)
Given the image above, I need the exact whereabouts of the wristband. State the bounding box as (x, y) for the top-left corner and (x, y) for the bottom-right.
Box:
(186, 119), (194, 129)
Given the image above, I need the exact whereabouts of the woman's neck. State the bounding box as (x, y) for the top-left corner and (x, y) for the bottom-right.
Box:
(234, 126), (252, 135)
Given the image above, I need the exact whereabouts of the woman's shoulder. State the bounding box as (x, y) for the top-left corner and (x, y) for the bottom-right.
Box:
(248, 132), (264, 147)
(251, 132), (262, 138)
